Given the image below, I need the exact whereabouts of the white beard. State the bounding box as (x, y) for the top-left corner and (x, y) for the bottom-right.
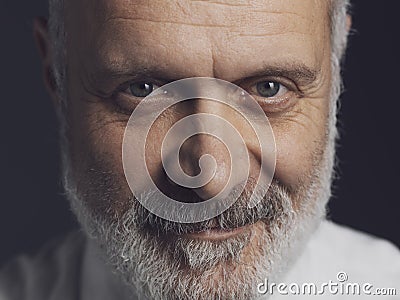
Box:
(62, 139), (334, 300)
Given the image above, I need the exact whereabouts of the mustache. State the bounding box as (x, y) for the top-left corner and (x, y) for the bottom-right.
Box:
(129, 179), (293, 236)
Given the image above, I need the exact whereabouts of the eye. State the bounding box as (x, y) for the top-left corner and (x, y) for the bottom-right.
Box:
(246, 80), (297, 113)
(255, 81), (287, 98)
(127, 82), (157, 98)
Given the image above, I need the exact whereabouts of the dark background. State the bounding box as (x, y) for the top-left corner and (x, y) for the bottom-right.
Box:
(0, 0), (399, 266)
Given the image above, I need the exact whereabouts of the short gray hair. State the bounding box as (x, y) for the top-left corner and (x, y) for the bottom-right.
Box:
(48, 0), (66, 100)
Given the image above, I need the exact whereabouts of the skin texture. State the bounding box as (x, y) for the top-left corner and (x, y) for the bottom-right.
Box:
(34, 0), (336, 298)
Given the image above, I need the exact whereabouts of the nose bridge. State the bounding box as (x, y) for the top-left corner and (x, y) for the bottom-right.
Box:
(180, 77), (234, 148)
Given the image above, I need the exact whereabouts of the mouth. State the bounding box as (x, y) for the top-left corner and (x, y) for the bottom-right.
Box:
(183, 223), (253, 241)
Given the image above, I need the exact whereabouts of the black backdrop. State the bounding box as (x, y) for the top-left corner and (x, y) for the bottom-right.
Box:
(1, 0), (399, 266)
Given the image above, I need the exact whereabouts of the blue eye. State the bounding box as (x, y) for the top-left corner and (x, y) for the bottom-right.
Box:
(129, 82), (155, 97)
(256, 81), (282, 98)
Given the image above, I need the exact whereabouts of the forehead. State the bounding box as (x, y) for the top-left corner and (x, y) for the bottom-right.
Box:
(67, 0), (330, 80)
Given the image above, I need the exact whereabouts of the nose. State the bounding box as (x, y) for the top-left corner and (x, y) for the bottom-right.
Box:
(175, 99), (248, 201)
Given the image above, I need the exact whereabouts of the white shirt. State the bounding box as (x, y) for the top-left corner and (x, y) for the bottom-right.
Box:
(0, 220), (399, 300)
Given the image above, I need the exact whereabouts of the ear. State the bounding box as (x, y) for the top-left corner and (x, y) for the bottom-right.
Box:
(33, 17), (62, 106)
(346, 15), (352, 33)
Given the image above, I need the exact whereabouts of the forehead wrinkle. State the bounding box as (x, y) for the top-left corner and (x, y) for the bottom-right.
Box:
(88, 23), (324, 84)
(76, 0), (330, 36)
(102, 18), (312, 41)
(189, 0), (313, 22)
(189, 0), (252, 7)
(73, 0), (331, 85)
(100, 12), (314, 47)
(104, 16), (232, 29)
(93, 0), (322, 35)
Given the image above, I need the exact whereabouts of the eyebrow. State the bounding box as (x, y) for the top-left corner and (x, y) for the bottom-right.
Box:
(93, 60), (320, 89)
(243, 62), (320, 87)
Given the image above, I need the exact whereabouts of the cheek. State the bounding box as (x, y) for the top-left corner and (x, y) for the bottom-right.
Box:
(65, 97), (189, 216)
(71, 112), (124, 173)
(271, 99), (329, 189)
(66, 99), (132, 213)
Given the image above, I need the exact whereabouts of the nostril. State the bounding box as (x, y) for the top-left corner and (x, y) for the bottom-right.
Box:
(192, 160), (231, 201)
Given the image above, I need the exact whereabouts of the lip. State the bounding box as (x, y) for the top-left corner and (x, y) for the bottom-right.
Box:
(183, 224), (251, 241)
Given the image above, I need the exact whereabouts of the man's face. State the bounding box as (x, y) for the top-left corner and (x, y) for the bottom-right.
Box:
(61, 0), (333, 298)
